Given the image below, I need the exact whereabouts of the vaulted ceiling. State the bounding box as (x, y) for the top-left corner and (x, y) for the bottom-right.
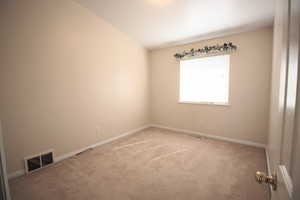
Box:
(74, 0), (274, 49)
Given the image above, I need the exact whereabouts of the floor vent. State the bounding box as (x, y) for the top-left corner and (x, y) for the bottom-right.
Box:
(24, 150), (54, 173)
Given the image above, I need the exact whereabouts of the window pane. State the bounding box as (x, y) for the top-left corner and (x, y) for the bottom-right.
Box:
(179, 55), (229, 103)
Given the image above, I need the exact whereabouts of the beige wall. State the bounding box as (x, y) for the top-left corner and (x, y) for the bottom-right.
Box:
(0, 0), (149, 173)
(150, 28), (273, 144)
(0, 0), (273, 174)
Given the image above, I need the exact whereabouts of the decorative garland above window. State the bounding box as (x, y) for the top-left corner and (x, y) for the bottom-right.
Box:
(174, 42), (237, 60)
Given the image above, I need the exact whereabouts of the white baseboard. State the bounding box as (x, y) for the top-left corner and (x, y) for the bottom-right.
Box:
(8, 124), (265, 180)
(7, 169), (25, 180)
(8, 124), (150, 180)
(150, 124), (266, 148)
(55, 124), (150, 163)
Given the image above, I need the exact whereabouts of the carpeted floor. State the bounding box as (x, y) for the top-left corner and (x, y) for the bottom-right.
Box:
(10, 128), (268, 200)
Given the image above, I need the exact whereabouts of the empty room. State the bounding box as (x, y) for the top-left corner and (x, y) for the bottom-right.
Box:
(1, 0), (300, 200)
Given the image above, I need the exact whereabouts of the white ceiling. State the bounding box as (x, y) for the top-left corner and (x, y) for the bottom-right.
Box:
(74, 0), (274, 49)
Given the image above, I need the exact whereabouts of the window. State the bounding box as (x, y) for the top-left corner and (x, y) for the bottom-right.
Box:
(179, 55), (230, 104)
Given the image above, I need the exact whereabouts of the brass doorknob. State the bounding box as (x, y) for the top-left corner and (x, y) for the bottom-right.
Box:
(255, 171), (277, 190)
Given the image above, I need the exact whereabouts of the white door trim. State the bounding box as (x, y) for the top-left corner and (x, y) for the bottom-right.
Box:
(278, 165), (293, 198)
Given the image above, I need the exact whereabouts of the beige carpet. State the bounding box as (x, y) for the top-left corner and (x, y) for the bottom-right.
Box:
(10, 128), (268, 200)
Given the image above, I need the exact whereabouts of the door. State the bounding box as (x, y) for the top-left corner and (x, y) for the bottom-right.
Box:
(0, 121), (11, 200)
(267, 0), (300, 199)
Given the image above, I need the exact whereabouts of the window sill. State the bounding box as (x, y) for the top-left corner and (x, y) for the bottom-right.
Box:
(178, 101), (230, 106)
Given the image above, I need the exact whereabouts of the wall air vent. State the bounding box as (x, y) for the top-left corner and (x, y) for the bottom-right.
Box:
(24, 150), (54, 173)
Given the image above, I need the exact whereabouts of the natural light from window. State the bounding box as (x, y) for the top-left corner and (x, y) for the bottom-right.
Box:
(179, 55), (230, 104)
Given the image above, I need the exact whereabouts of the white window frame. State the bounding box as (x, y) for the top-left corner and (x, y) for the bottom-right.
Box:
(178, 55), (231, 106)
